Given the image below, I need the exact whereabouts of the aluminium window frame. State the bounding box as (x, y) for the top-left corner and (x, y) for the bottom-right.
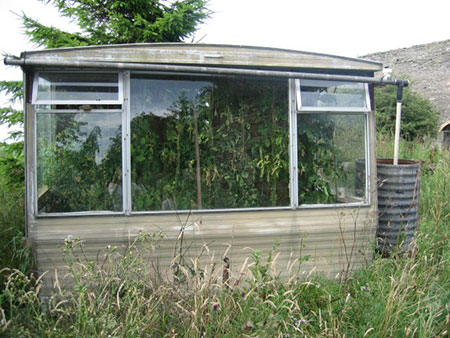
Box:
(295, 79), (371, 113)
(127, 72), (293, 214)
(31, 71), (372, 218)
(32, 71), (124, 105)
(292, 79), (371, 208)
(32, 70), (126, 217)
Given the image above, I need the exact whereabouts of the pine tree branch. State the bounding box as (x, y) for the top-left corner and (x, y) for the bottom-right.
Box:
(0, 81), (23, 103)
(0, 107), (24, 126)
(22, 14), (92, 48)
(36, 0), (210, 45)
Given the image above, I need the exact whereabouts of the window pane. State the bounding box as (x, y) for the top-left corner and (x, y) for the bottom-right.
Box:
(300, 80), (367, 109)
(298, 113), (366, 204)
(37, 112), (122, 213)
(35, 73), (120, 103)
(130, 75), (289, 211)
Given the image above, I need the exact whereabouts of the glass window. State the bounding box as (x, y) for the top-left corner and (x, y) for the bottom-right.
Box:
(37, 112), (122, 213)
(33, 72), (121, 104)
(32, 72), (371, 215)
(130, 75), (289, 211)
(298, 80), (368, 110)
(297, 113), (367, 204)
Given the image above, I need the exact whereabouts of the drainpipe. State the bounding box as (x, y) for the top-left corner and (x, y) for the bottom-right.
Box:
(393, 83), (405, 165)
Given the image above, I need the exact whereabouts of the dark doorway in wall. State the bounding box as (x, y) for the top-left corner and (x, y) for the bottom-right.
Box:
(441, 122), (450, 149)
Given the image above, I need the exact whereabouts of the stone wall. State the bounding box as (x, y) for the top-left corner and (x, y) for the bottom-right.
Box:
(364, 39), (450, 131)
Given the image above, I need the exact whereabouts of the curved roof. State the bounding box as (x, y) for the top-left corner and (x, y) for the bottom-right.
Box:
(21, 43), (382, 72)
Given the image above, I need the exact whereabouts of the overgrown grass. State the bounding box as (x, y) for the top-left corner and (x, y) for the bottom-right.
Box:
(1, 139), (449, 337)
(0, 177), (32, 296)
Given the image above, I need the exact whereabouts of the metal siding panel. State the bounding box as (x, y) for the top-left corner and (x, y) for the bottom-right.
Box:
(31, 207), (376, 292)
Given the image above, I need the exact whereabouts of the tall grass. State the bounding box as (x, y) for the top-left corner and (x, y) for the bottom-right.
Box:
(0, 177), (32, 295)
(1, 139), (449, 337)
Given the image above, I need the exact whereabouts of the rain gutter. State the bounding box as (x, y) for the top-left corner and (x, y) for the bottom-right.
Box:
(4, 56), (409, 87)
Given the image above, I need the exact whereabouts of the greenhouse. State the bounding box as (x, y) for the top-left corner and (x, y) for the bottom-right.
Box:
(6, 44), (388, 289)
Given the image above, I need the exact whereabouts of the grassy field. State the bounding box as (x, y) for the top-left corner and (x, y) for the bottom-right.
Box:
(1, 139), (449, 337)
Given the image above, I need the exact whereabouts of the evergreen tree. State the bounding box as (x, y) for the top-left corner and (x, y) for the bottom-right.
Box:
(22, 0), (209, 47)
(0, 81), (25, 188)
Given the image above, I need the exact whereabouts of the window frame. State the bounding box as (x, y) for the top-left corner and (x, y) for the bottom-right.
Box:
(127, 72), (292, 213)
(295, 79), (371, 113)
(31, 71), (372, 217)
(32, 71), (124, 106)
(33, 71), (127, 216)
(292, 79), (371, 208)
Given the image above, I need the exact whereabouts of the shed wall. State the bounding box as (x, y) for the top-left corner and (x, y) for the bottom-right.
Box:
(30, 206), (377, 292)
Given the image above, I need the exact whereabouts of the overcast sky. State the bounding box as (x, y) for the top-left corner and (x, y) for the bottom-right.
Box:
(0, 0), (449, 139)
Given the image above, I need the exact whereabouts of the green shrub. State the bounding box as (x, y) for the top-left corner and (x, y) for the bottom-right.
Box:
(375, 85), (439, 140)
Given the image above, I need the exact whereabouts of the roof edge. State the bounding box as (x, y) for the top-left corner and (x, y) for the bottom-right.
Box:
(22, 43), (383, 69)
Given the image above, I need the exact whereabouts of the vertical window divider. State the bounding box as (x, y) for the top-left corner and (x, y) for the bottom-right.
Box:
(289, 79), (299, 208)
(364, 84), (372, 205)
(364, 83), (371, 111)
(31, 73), (40, 105)
(295, 79), (302, 112)
(122, 71), (132, 214)
(365, 112), (371, 205)
(29, 74), (38, 219)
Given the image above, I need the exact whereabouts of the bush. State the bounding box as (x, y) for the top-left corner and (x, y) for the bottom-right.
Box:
(375, 85), (439, 140)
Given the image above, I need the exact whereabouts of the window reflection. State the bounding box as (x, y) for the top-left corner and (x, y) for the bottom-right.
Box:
(35, 72), (120, 103)
(300, 80), (367, 109)
(37, 113), (122, 213)
(130, 75), (290, 211)
(298, 113), (367, 204)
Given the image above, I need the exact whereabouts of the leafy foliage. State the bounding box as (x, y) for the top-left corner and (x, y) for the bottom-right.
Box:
(298, 114), (338, 204)
(0, 81), (23, 102)
(0, 81), (25, 188)
(0, 81), (24, 135)
(375, 84), (439, 140)
(37, 114), (122, 212)
(0, 142), (25, 189)
(130, 77), (290, 210)
(22, 16), (91, 48)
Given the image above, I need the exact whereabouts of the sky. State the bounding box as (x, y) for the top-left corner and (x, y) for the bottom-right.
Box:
(0, 0), (449, 140)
